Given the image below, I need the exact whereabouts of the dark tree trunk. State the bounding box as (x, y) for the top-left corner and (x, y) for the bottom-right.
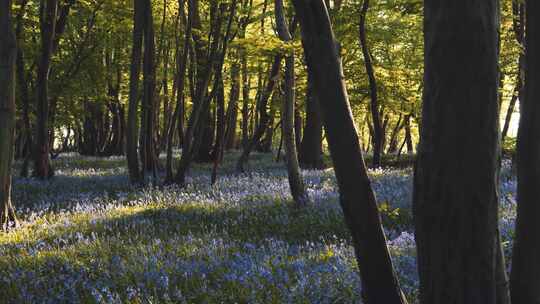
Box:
(209, 0), (237, 183)
(241, 50), (250, 149)
(404, 115), (413, 153)
(510, 1), (540, 302)
(275, 0), (309, 207)
(501, 80), (519, 142)
(175, 0), (222, 185)
(166, 0), (190, 183)
(81, 100), (99, 156)
(34, 0), (58, 179)
(299, 73), (325, 169)
(158, 0), (171, 152)
(212, 75), (226, 161)
(293, 1), (408, 303)
(140, 0), (157, 178)
(359, 0), (382, 167)
(502, 2), (525, 141)
(191, 1), (223, 164)
(101, 50), (123, 156)
(236, 55), (282, 172)
(224, 56), (241, 150)
(0, 0), (18, 229)
(386, 114), (403, 154)
(196, 107), (215, 162)
(126, 0), (145, 184)
(294, 107), (302, 150)
(258, 93), (277, 153)
(14, 0), (32, 172)
(414, 1), (505, 303)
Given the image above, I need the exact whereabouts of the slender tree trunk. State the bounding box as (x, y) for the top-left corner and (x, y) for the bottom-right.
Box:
(0, 0), (18, 230)
(386, 114), (403, 154)
(502, 2), (525, 141)
(225, 55), (240, 150)
(294, 107), (302, 150)
(14, 0), (32, 176)
(126, 0), (145, 184)
(510, 1), (540, 302)
(174, 0), (221, 185)
(211, 75), (226, 183)
(299, 73), (324, 169)
(241, 50), (250, 149)
(404, 115), (413, 153)
(259, 93), (277, 152)
(34, 0), (58, 179)
(501, 76), (520, 141)
(293, 1), (408, 302)
(236, 55), (282, 172)
(414, 1), (504, 303)
(275, 0), (309, 207)
(209, 0), (238, 182)
(141, 0), (157, 178)
(359, 0), (382, 167)
(166, 0), (190, 183)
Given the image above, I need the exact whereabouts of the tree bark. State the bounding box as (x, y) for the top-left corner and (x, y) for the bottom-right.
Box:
(209, 0), (238, 183)
(14, 0), (31, 173)
(299, 73), (325, 169)
(404, 115), (413, 153)
(293, 1), (408, 302)
(126, 0), (145, 184)
(386, 114), (403, 154)
(241, 49), (250, 149)
(236, 55), (282, 172)
(34, 0), (58, 179)
(275, 0), (309, 207)
(414, 1), (504, 303)
(166, 0), (190, 183)
(502, 2), (525, 141)
(0, 0), (18, 230)
(510, 1), (540, 302)
(140, 0), (158, 178)
(225, 55), (241, 150)
(174, 0), (222, 185)
(359, 0), (382, 167)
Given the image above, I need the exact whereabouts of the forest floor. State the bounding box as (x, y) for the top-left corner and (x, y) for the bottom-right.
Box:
(0, 152), (516, 303)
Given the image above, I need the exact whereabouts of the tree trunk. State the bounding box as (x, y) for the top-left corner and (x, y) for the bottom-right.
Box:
(404, 115), (413, 153)
(174, 0), (222, 185)
(275, 0), (309, 207)
(386, 114), (403, 154)
(510, 1), (540, 302)
(34, 0), (58, 179)
(293, 1), (408, 302)
(126, 0), (145, 184)
(414, 1), (504, 303)
(502, 2), (525, 141)
(166, 0), (190, 183)
(258, 93), (277, 153)
(359, 0), (382, 167)
(141, 0), (157, 178)
(225, 55), (240, 150)
(236, 55), (282, 172)
(0, 0), (18, 229)
(501, 82), (519, 142)
(299, 73), (324, 169)
(212, 74), (226, 161)
(14, 0), (32, 176)
(294, 106), (302, 150)
(209, 0), (237, 183)
(241, 50), (250, 149)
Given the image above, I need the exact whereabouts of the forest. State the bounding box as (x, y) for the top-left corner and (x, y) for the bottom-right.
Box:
(0, 0), (537, 303)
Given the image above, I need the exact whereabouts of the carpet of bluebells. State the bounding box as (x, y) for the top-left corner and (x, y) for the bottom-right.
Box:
(0, 152), (517, 303)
